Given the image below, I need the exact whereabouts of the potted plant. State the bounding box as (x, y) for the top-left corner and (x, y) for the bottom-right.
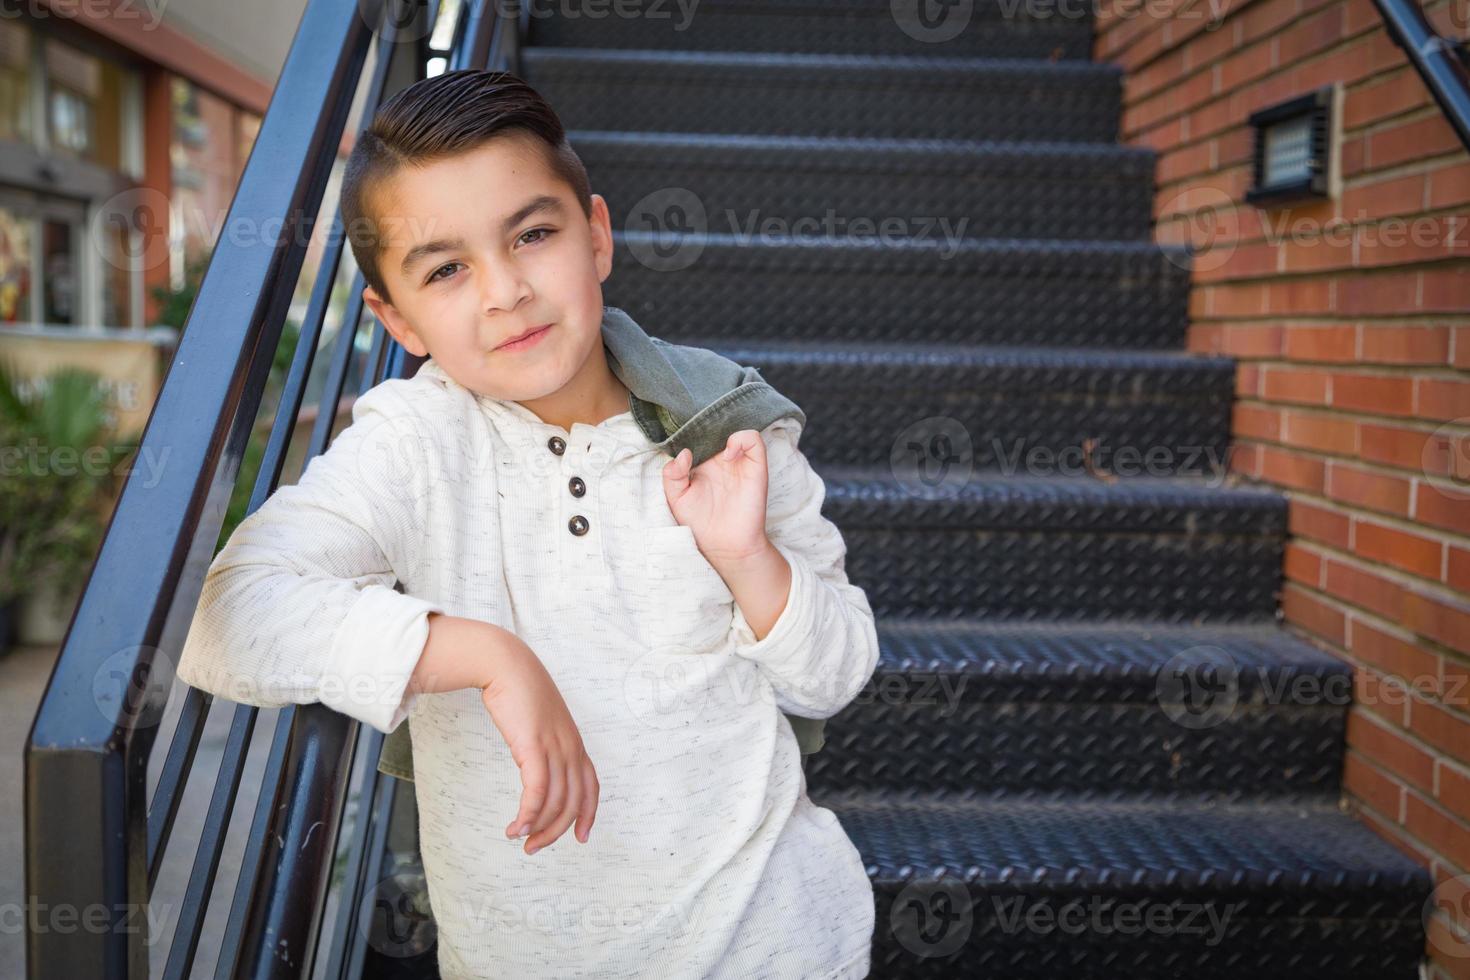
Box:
(0, 359), (140, 648)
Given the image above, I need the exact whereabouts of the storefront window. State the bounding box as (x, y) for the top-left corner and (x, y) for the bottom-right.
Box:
(99, 216), (133, 329)
(171, 77), (240, 273)
(41, 218), (77, 325)
(0, 205), (33, 323)
(44, 38), (129, 171)
(0, 19), (32, 145)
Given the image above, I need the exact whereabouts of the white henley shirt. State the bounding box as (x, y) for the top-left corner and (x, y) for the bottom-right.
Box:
(175, 355), (879, 979)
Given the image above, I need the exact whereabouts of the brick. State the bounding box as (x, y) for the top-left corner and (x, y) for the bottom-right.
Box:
(1216, 126), (1254, 166)
(1343, 68), (1433, 130)
(1337, 270), (1419, 315)
(1260, 443), (1328, 490)
(1327, 461), (1415, 514)
(1351, 617), (1446, 694)
(1280, 232), (1354, 272)
(1158, 139), (1215, 183)
(1359, 421), (1437, 470)
(1345, 751), (1406, 820)
(1288, 496), (1353, 547)
(1284, 409), (1358, 454)
(1456, 327), (1470, 370)
(1218, 322), (1287, 356)
(1357, 215), (1467, 268)
(1263, 365), (1331, 404)
(1232, 402), (1283, 441)
(1439, 760), (1470, 825)
(1205, 281), (1269, 317)
(1347, 706), (1436, 790)
(1422, 266), (1470, 312)
(1405, 791), (1470, 869)
(1367, 113), (1465, 170)
(1230, 441), (1264, 478)
(1284, 539), (1325, 584)
(1403, 588), (1470, 659)
(1356, 667), (1412, 726)
(1444, 655), (1470, 713)
(1340, 172), (1427, 222)
(1324, 556), (1409, 619)
(1418, 482), (1470, 537)
(1331, 372), (1417, 415)
(1353, 518), (1445, 579)
(1418, 378), (1470, 422)
(1240, 0), (1303, 45)
(1284, 324), (1358, 360)
(1197, 240), (1281, 283)
(1421, 423), (1470, 481)
(1449, 545), (1470, 592)
(1235, 360), (1262, 397)
(1410, 694), (1470, 765)
(1282, 581), (1347, 642)
(1425, 913), (1470, 977)
(1275, 5), (1347, 66)
(1428, 161), (1470, 210)
(1218, 40), (1275, 93)
(1361, 325), (1452, 365)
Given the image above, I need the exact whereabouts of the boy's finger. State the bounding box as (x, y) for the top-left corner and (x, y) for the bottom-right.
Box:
(575, 761), (599, 843)
(529, 764), (561, 840)
(537, 761), (582, 851)
(508, 752), (549, 839)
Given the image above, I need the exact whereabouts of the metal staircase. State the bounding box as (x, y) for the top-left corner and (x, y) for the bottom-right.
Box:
(24, 1), (1434, 977)
(518, 2), (1436, 977)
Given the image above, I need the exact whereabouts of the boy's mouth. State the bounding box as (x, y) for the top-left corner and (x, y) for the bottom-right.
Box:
(496, 323), (553, 352)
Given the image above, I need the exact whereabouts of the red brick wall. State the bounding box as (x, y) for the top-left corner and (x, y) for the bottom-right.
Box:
(1097, 0), (1470, 973)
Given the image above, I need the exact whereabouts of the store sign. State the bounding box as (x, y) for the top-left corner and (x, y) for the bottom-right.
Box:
(0, 332), (166, 438)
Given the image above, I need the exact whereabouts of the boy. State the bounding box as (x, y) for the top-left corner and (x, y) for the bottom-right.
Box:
(176, 68), (879, 978)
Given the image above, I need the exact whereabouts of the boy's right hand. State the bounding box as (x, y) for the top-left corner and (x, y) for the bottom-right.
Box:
(477, 633), (600, 856)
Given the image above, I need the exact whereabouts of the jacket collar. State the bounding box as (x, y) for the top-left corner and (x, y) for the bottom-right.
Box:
(415, 306), (804, 467)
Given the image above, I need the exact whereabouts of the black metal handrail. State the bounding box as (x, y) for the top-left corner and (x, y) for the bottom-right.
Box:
(24, 1), (518, 976)
(1372, 0), (1470, 152)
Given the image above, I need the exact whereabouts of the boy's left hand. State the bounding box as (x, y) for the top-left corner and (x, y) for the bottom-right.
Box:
(660, 429), (769, 564)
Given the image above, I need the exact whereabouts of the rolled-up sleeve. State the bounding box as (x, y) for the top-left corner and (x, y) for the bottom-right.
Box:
(174, 380), (445, 735)
(729, 417), (880, 719)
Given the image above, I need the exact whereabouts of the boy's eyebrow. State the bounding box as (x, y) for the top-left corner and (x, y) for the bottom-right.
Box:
(398, 194), (567, 279)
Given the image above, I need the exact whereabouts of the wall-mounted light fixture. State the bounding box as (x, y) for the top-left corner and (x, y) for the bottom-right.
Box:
(1246, 85), (1338, 205)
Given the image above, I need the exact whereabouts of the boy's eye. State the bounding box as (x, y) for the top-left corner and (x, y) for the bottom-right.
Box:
(518, 227), (555, 247)
(426, 262), (461, 284)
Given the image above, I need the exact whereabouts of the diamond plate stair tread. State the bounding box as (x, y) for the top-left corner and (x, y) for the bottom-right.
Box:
(568, 129), (1156, 173)
(823, 792), (1430, 902)
(869, 619), (1349, 701)
(606, 232), (1191, 348)
(615, 229), (1189, 261)
(528, 0), (1095, 60)
(524, 48), (1122, 142)
(524, 47), (1123, 77)
(816, 469), (1286, 535)
(696, 338), (1235, 384)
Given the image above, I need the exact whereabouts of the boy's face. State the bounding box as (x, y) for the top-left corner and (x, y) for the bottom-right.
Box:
(361, 131), (614, 406)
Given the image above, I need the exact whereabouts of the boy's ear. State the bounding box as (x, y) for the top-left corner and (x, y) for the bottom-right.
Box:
(589, 193), (614, 284)
(363, 285), (429, 358)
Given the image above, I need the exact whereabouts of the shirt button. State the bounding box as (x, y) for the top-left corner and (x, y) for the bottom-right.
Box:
(568, 515), (589, 535)
(568, 476), (586, 498)
(547, 436), (566, 456)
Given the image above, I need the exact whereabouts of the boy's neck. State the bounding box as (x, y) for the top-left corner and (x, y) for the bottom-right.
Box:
(514, 342), (632, 434)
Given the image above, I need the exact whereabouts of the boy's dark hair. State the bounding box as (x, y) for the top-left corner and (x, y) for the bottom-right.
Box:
(340, 68), (593, 306)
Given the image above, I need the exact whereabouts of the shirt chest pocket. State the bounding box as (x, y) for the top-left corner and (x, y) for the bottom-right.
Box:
(640, 524), (736, 655)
